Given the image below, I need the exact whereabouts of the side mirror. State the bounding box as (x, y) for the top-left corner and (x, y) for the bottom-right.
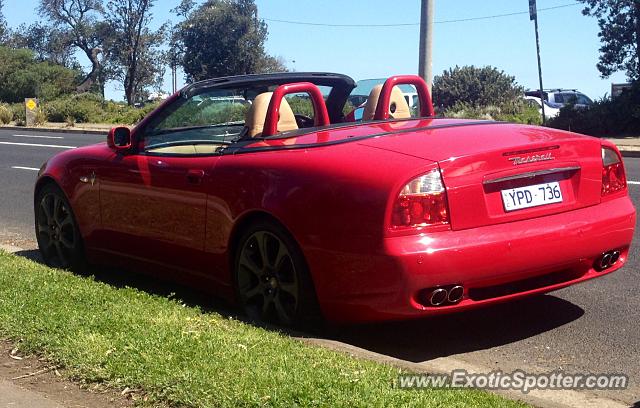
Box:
(107, 127), (132, 151)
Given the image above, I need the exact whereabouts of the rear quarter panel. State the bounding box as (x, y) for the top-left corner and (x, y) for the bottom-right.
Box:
(205, 143), (433, 298)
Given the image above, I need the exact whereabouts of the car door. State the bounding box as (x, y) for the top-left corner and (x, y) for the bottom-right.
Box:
(97, 152), (215, 274)
(96, 89), (249, 274)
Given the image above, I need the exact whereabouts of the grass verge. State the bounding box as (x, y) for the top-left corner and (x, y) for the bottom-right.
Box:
(0, 251), (526, 407)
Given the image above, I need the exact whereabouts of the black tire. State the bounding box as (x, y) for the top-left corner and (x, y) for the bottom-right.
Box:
(234, 220), (321, 327)
(34, 183), (86, 271)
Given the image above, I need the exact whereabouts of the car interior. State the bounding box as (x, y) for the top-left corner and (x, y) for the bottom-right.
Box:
(138, 75), (421, 156)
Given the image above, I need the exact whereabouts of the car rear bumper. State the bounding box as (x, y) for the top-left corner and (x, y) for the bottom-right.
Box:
(311, 196), (635, 323)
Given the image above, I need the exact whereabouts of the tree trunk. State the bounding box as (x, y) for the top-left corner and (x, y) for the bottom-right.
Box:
(76, 47), (102, 93)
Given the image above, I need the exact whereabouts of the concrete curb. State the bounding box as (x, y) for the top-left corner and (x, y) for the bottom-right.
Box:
(0, 125), (109, 135)
(304, 338), (629, 408)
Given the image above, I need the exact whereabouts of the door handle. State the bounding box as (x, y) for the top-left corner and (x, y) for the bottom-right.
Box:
(186, 169), (205, 184)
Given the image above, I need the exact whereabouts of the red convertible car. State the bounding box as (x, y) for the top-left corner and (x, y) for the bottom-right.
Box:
(34, 72), (635, 325)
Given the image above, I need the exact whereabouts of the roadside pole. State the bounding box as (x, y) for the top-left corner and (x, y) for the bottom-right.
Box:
(530, 0), (546, 125)
(419, 0), (435, 93)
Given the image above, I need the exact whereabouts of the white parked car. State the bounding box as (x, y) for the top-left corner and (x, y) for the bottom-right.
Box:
(525, 89), (593, 110)
(523, 95), (561, 119)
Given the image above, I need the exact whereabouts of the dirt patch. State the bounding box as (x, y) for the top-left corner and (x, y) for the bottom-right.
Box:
(0, 232), (36, 251)
(0, 341), (136, 408)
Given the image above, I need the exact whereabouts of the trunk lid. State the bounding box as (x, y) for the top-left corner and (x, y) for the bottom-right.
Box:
(358, 120), (603, 230)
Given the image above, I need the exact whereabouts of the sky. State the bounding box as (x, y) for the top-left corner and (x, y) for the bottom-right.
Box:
(2, 0), (629, 102)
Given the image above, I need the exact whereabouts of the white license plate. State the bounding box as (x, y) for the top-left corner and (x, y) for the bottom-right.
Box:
(501, 182), (563, 212)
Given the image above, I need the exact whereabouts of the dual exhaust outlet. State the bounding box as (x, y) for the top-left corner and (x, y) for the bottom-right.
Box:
(596, 250), (620, 271)
(425, 285), (464, 307)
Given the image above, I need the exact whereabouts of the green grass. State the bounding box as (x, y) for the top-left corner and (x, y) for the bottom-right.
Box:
(0, 251), (526, 407)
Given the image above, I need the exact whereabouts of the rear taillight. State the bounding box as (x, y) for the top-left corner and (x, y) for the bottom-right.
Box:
(601, 146), (626, 196)
(391, 168), (450, 229)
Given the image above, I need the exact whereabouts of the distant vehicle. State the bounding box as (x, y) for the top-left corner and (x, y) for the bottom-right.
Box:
(523, 95), (561, 119)
(525, 89), (593, 109)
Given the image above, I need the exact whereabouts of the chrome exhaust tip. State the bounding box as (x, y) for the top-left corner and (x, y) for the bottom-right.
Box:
(610, 250), (620, 265)
(599, 253), (612, 270)
(429, 288), (448, 306)
(447, 285), (464, 303)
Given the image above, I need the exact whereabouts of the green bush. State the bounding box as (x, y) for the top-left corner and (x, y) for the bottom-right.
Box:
(444, 100), (542, 125)
(547, 82), (640, 136)
(99, 100), (161, 125)
(0, 104), (12, 124)
(9, 103), (26, 126)
(287, 96), (315, 117)
(433, 65), (524, 110)
(157, 100), (248, 130)
(43, 94), (104, 123)
(34, 108), (47, 125)
(41, 94), (159, 125)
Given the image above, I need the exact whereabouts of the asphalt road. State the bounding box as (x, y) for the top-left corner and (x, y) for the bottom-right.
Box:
(0, 128), (638, 405)
(0, 128), (104, 245)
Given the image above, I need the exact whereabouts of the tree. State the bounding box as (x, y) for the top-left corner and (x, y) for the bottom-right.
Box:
(579, 0), (640, 81)
(8, 23), (78, 68)
(432, 65), (524, 109)
(257, 55), (288, 73)
(38, 0), (113, 94)
(104, 0), (166, 105)
(0, 46), (79, 103)
(0, 0), (7, 42)
(174, 0), (286, 82)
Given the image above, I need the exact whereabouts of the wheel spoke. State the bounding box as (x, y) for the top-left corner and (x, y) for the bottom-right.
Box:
(272, 242), (288, 270)
(40, 197), (53, 221)
(59, 234), (74, 250)
(243, 284), (262, 300)
(239, 250), (263, 278)
(255, 232), (269, 269)
(261, 296), (272, 318)
(53, 196), (64, 224)
(59, 214), (73, 229)
(54, 241), (68, 267)
(40, 234), (54, 251)
(279, 281), (297, 297)
(274, 294), (291, 324)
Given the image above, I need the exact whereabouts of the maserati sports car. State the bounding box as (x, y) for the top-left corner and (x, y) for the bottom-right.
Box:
(34, 72), (636, 325)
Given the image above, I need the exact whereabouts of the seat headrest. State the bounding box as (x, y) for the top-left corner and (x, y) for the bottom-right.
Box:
(362, 84), (412, 121)
(245, 92), (298, 137)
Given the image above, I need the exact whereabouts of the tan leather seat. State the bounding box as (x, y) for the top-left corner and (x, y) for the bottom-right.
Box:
(362, 84), (412, 121)
(245, 92), (298, 137)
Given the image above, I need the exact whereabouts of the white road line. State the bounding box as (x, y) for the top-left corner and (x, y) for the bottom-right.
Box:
(11, 166), (39, 171)
(12, 134), (64, 139)
(627, 181), (640, 185)
(0, 141), (76, 149)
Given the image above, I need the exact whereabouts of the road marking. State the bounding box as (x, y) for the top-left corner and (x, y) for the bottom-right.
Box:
(627, 181), (640, 185)
(11, 166), (39, 171)
(0, 141), (76, 149)
(12, 134), (64, 139)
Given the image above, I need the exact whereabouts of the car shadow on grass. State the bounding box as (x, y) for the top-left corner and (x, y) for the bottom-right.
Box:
(14, 249), (584, 363)
(12, 249), (239, 319)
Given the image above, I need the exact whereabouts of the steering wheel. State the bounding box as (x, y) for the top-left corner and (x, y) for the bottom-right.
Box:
(294, 114), (314, 128)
